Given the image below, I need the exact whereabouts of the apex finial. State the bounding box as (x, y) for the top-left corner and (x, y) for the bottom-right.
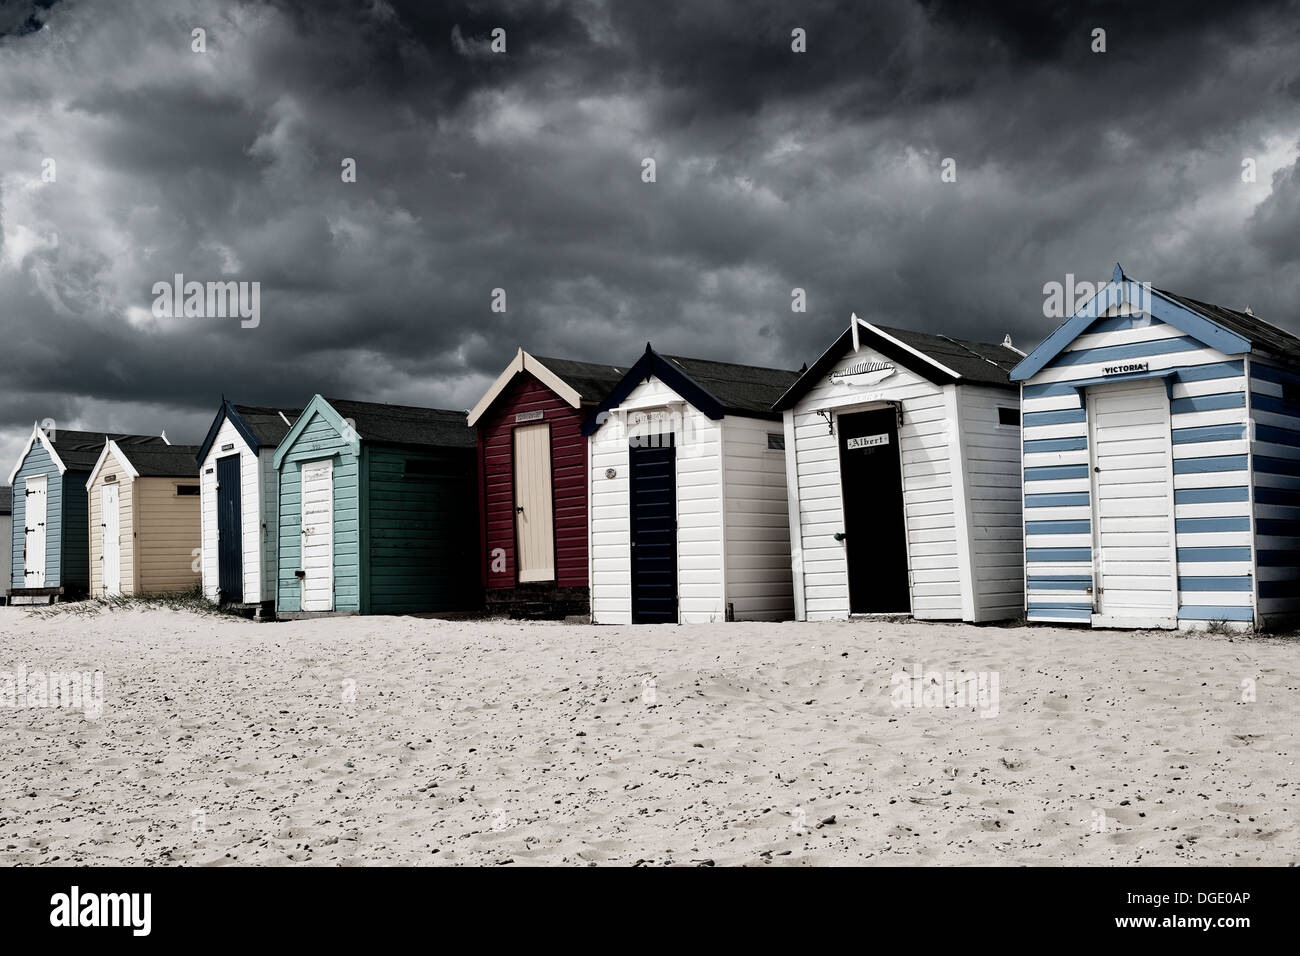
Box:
(1113, 262), (1124, 283)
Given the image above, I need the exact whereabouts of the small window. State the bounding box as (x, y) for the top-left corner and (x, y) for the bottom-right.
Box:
(1282, 383), (1300, 407)
(997, 407), (1020, 427)
(767, 433), (785, 450)
(176, 484), (200, 496)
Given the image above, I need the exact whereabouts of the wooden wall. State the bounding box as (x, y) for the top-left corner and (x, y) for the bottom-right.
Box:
(477, 373), (589, 591)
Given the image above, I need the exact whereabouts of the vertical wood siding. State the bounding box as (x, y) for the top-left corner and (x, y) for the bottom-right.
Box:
(1020, 311), (1254, 626)
(787, 343), (961, 621)
(477, 374), (590, 590)
(1249, 359), (1300, 624)
(721, 415), (793, 620)
(277, 411), (361, 613)
(88, 457), (136, 597)
(10, 443), (64, 590)
(136, 477), (202, 593)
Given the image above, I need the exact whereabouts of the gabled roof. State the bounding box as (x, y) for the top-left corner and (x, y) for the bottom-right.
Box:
(467, 349), (628, 426)
(1010, 264), (1300, 381)
(196, 400), (301, 464)
(7, 424), (168, 485)
(274, 394), (475, 468)
(327, 398), (477, 449)
(582, 345), (801, 435)
(772, 316), (1021, 411)
(530, 356), (629, 402)
(1157, 290), (1300, 361)
(86, 441), (200, 489)
(0, 486), (10, 515)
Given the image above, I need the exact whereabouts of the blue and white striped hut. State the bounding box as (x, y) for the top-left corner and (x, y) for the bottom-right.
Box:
(1010, 265), (1300, 631)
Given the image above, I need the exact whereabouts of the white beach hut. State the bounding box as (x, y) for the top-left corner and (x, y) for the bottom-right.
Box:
(773, 315), (1026, 622)
(582, 346), (801, 624)
(195, 401), (299, 613)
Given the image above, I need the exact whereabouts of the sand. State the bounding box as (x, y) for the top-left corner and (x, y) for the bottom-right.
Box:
(0, 604), (1295, 866)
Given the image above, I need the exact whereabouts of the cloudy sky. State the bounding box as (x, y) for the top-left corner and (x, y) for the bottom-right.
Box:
(2, 0), (1299, 467)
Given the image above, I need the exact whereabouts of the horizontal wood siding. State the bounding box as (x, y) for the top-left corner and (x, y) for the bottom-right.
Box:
(61, 469), (90, 593)
(259, 449), (279, 604)
(788, 343), (960, 621)
(366, 445), (479, 613)
(10, 443), (63, 590)
(0, 514), (9, 595)
(1021, 310), (1253, 625)
(277, 411), (361, 613)
(589, 377), (726, 624)
(722, 415), (793, 620)
(198, 419), (267, 604)
(958, 385), (1024, 621)
(1250, 358), (1300, 624)
(136, 477), (202, 593)
(478, 374), (589, 591)
(88, 458), (136, 597)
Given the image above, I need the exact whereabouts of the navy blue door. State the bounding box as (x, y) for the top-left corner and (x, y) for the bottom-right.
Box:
(629, 435), (677, 624)
(216, 455), (243, 603)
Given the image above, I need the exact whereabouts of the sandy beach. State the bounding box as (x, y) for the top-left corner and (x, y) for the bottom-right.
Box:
(0, 604), (1295, 866)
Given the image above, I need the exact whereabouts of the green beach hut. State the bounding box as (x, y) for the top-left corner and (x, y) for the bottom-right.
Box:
(272, 395), (480, 617)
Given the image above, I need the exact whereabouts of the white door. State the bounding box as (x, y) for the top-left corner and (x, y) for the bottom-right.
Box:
(1088, 379), (1177, 628)
(300, 459), (334, 612)
(513, 423), (556, 583)
(24, 474), (47, 589)
(101, 483), (121, 595)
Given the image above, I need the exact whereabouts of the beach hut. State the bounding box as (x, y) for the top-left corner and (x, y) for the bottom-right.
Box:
(272, 395), (479, 617)
(582, 346), (800, 624)
(0, 487), (10, 605)
(772, 315), (1025, 622)
(7, 426), (168, 602)
(467, 350), (627, 618)
(86, 441), (203, 597)
(195, 401), (300, 613)
(1010, 265), (1300, 631)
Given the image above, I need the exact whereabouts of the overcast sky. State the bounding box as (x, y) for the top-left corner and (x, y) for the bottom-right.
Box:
(2, 0), (1299, 468)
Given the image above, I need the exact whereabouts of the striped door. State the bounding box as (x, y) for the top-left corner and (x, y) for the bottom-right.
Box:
(24, 474), (46, 588)
(512, 423), (556, 583)
(1088, 379), (1177, 627)
(629, 434), (677, 623)
(300, 459), (334, 612)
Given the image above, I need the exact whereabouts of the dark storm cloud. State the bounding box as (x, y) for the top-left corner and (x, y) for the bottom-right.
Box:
(1, 0), (1299, 467)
